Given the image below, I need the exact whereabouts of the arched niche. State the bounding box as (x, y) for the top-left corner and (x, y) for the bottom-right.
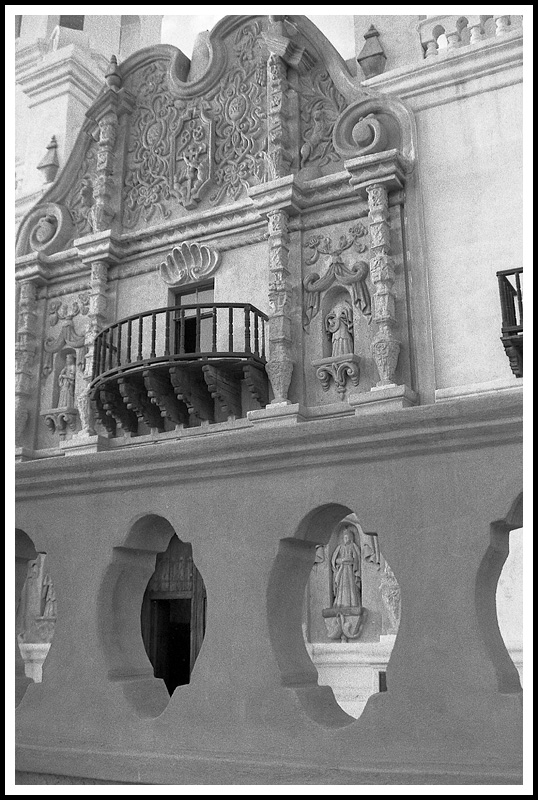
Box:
(303, 513), (399, 719)
(476, 492), (523, 694)
(98, 514), (207, 718)
(320, 285), (355, 360)
(15, 530), (57, 706)
(267, 503), (403, 728)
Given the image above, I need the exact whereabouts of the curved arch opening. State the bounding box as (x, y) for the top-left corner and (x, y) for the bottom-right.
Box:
(475, 492), (523, 694)
(15, 529), (57, 706)
(98, 514), (207, 717)
(267, 503), (400, 727)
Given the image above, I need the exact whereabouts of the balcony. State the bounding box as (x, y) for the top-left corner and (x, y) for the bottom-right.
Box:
(497, 268), (523, 378)
(90, 303), (269, 435)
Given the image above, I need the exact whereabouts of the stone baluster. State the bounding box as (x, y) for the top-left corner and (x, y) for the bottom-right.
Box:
(467, 16), (485, 44)
(444, 19), (463, 50)
(423, 38), (439, 59)
(366, 184), (401, 387)
(266, 209), (294, 404)
(15, 281), (39, 446)
(494, 15), (511, 36)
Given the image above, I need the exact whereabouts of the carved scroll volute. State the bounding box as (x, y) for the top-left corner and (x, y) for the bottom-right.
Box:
(159, 242), (221, 288)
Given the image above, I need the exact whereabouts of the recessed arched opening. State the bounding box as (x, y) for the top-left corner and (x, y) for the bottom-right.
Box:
(98, 514), (207, 717)
(141, 534), (207, 696)
(267, 503), (401, 727)
(475, 492), (523, 694)
(15, 529), (57, 706)
(302, 512), (398, 720)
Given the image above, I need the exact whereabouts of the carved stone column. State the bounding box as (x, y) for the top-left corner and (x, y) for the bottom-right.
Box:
(87, 57), (135, 234)
(75, 260), (109, 436)
(266, 53), (293, 181)
(61, 234), (120, 453)
(248, 176), (307, 424)
(266, 208), (294, 404)
(366, 182), (400, 387)
(344, 150), (418, 412)
(15, 281), (39, 446)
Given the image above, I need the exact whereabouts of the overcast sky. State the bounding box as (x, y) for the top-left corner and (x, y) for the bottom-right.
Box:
(161, 14), (356, 61)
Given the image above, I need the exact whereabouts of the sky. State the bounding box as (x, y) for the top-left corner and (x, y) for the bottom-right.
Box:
(161, 13), (356, 61)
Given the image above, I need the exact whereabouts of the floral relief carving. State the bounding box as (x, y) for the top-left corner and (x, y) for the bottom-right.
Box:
(123, 61), (215, 228)
(209, 22), (267, 204)
(303, 224), (371, 328)
(66, 141), (99, 239)
(299, 69), (346, 171)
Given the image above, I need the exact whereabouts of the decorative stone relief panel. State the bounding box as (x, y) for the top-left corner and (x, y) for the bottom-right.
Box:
(302, 206), (412, 407)
(298, 67), (347, 179)
(122, 21), (269, 230)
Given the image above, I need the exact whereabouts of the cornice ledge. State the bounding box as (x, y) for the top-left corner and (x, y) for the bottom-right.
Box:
(248, 175), (308, 216)
(17, 45), (105, 103)
(361, 32), (523, 103)
(15, 391), (522, 499)
(75, 231), (123, 265)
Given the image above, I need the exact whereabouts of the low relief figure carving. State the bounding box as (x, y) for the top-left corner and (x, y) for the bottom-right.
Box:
(58, 354), (77, 408)
(380, 561), (401, 635)
(322, 526), (367, 642)
(326, 300), (354, 357)
(331, 529), (362, 608)
(43, 294), (89, 378)
(16, 554), (57, 646)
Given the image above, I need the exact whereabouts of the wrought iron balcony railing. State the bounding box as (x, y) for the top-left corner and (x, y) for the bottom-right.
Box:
(497, 268), (523, 378)
(90, 303), (269, 435)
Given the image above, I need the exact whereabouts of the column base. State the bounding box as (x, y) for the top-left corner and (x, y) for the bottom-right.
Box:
(348, 384), (418, 415)
(59, 433), (112, 456)
(247, 403), (307, 427)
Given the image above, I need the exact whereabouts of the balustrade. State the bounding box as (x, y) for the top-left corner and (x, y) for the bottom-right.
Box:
(418, 14), (522, 59)
(90, 303), (269, 433)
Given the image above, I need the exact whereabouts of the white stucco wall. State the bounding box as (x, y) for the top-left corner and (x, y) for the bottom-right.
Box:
(416, 81), (522, 391)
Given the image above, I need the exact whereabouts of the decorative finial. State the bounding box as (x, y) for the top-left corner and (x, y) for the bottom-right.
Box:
(357, 24), (387, 79)
(105, 55), (122, 90)
(36, 136), (60, 184)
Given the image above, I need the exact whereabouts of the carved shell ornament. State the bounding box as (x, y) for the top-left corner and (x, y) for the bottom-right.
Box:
(159, 242), (222, 287)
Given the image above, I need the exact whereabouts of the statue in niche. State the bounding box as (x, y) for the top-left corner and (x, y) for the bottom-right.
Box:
(331, 528), (362, 607)
(16, 554), (56, 645)
(325, 300), (354, 357)
(58, 353), (77, 407)
(322, 525), (367, 642)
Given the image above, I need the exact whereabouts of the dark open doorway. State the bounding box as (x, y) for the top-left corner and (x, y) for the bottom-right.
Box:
(141, 537), (206, 696)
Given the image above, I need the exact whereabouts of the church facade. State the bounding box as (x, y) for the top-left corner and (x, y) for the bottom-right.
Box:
(14, 14), (524, 785)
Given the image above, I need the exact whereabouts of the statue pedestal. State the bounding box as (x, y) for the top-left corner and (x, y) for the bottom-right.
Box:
(322, 606), (368, 642)
(17, 642), (51, 683)
(348, 383), (418, 415)
(60, 433), (112, 456)
(247, 402), (307, 427)
(312, 353), (360, 400)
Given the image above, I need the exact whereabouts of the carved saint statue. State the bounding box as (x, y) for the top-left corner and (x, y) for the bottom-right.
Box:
(58, 353), (77, 408)
(16, 554), (56, 645)
(325, 300), (354, 357)
(331, 528), (362, 608)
